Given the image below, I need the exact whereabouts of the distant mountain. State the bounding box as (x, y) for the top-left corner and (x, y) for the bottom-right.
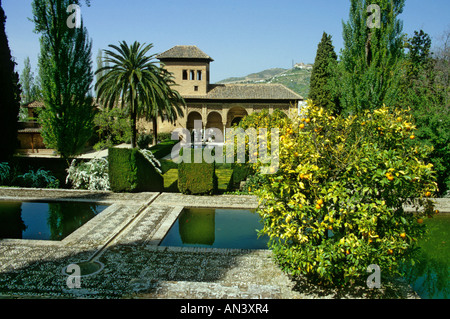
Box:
(216, 65), (312, 98)
(217, 68), (287, 84)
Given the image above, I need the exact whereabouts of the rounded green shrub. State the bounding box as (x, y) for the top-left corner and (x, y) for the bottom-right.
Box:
(255, 101), (438, 286)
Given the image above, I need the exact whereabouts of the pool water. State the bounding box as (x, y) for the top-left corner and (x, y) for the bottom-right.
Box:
(159, 208), (269, 249)
(0, 201), (108, 241)
(401, 214), (449, 299)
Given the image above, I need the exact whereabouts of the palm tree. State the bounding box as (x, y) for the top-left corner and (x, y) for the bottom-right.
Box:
(95, 41), (185, 148)
(139, 68), (185, 144)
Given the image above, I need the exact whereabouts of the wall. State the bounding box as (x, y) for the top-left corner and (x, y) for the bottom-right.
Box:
(162, 60), (210, 96)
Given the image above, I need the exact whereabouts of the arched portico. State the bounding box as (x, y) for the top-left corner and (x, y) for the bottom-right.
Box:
(186, 111), (203, 143)
(205, 111), (223, 142)
(226, 106), (248, 128)
(186, 111), (203, 131)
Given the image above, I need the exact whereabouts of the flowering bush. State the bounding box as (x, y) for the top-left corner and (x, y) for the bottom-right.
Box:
(138, 149), (162, 174)
(254, 101), (438, 286)
(66, 158), (110, 191)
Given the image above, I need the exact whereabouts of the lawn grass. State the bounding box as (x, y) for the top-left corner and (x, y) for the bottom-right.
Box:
(215, 168), (233, 191)
(162, 162), (233, 193)
(148, 139), (178, 159)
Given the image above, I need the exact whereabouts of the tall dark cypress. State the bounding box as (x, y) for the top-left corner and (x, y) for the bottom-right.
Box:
(32, 0), (94, 160)
(339, 0), (406, 114)
(0, 0), (21, 161)
(309, 32), (339, 114)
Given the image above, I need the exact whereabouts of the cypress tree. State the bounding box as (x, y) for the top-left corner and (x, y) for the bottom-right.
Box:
(400, 30), (450, 195)
(309, 32), (340, 114)
(20, 57), (39, 105)
(32, 0), (94, 159)
(0, 0), (21, 161)
(338, 0), (406, 114)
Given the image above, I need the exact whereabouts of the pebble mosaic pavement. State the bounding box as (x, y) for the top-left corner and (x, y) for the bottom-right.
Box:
(0, 188), (429, 299)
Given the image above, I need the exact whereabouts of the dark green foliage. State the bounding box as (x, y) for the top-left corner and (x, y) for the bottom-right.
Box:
(159, 159), (178, 174)
(137, 133), (153, 150)
(148, 139), (178, 159)
(336, 0), (406, 114)
(178, 157), (217, 195)
(95, 41), (185, 148)
(155, 132), (172, 143)
(13, 157), (68, 187)
(1, 157), (66, 188)
(93, 107), (131, 150)
(137, 132), (174, 150)
(0, 1), (21, 161)
(19, 57), (40, 105)
(404, 30), (433, 78)
(399, 30), (450, 195)
(18, 168), (59, 189)
(227, 163), (253, 191)
(108, 147), (163, 192)
(32, 0), (94, 159)
(309, 32), (340, 114)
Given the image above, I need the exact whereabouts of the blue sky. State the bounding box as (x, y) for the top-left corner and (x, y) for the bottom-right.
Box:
(3, 0), (450, 83)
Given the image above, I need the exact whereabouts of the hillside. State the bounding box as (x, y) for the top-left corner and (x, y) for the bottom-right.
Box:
(217, 68), (287, 84)
(216, 66), (312, 98)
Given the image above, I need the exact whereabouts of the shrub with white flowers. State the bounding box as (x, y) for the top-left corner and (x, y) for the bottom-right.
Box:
(138, 149), (162, 174)
(66, 158), (110, 191)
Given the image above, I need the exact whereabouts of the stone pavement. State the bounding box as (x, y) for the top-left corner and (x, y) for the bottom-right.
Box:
(0, 189), (420, 299)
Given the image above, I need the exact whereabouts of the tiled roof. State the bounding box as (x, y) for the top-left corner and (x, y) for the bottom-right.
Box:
(18, 128), (41, 133)
(184, 84), (303, 100)
(22, 100), (44, 108)
(157, 45), (214, 61)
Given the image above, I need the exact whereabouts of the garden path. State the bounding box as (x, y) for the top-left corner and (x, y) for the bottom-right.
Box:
(0, 189), (425, 299)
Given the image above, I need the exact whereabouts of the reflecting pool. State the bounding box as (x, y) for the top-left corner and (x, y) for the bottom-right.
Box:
(401, 214), (449, 299)
(0, 200), (108, 241)
(159, 208), (269, 249)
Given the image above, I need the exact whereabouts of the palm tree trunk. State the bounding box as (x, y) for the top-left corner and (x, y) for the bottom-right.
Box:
(131, 111), (137, 148)
(152, 117), (158, 145)
(130, 98), (137, 148)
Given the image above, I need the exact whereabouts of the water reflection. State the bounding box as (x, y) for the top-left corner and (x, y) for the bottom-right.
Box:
(160, 208), (269, 249)
(0, 201), (108, 241)
(402, 253), (449, 299)
(178, 208), (215, 245)
(47, 202), (99, 241)
(401, 214), (449, 299)
(0, 202), (26, 239)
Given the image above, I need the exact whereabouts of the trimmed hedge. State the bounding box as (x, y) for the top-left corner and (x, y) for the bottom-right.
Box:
(226, 163), (253, 191)
(108, 147), (163, 192)
(148, 139), (178, 159)
(178, 160), (218, 195)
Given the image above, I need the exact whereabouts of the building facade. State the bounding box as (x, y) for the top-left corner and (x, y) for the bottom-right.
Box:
(139, 45), (304, 140)
(17, 46), (304, 153)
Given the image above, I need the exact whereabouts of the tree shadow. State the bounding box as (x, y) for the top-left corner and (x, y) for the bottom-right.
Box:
(0, 239), (265, 298)
(288, 273), (419, 299)
(0, 189), (424, 299)
(0, 237), (419, 299)
(0, 187), (158, 203)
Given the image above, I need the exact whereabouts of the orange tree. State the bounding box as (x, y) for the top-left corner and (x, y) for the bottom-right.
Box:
(226, 108), (288, 175)
(253, 101), (438, 286)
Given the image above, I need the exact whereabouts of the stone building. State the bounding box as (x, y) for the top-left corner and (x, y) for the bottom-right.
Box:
(17, 101), (46, 154)
(17, 46), (304, 154)
(139, 45), (303, 140)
